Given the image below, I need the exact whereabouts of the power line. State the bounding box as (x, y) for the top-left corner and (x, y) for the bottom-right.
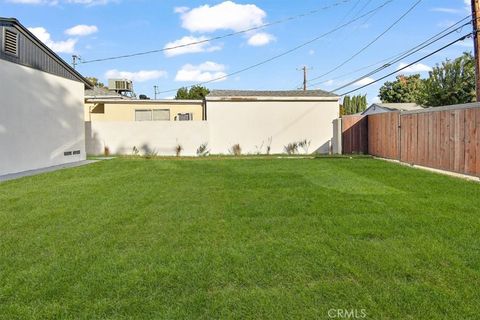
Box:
(309, 16), (472, 88)
(338, 33), (473, 96)
(307, 0), (423, 83)
(157, 0), (394, 94)
(326, 18), (472, 91)
(79, 0), (354, 65)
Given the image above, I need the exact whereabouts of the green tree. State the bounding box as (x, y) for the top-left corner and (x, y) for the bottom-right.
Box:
(379, 74), (424, 103)
(341, 94), (367, 115)
(175, 87), (189, 100)
(86, 77), (104, 88)
(422, 52), (476, 107)
(175, 86), (210, 100)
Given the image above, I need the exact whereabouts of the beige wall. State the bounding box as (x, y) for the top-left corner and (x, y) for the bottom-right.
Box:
(206, 99), (340, 154)
(84, 101), (203, 122)
(86, 121), (209, 156)
(0, 59), (86, 175)
(85, 99), (341, 156)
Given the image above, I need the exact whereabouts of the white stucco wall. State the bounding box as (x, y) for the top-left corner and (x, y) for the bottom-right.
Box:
(85, 121), (210, 156)
(206, 100), (340, 154)
(0, 60), (86, 176)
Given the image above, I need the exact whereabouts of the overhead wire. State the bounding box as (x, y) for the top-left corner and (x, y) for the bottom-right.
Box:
(307, 0), (423, 83)
(157, 0), (395, 94)
(338, 33), (473, 96)
(79, 0), (355, 64)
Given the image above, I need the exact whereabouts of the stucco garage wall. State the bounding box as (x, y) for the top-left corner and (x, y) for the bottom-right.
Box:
(0, 60), (86, 176)
(86, 121), (209, 156)
(207, 100), (339, 154)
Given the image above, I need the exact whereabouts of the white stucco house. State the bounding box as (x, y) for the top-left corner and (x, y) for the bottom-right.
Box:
(206, 90), (340, 154)
(0, 17), (92, 176)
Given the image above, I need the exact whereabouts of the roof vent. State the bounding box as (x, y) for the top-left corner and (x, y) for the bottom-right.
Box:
(3, 28), (18, 56)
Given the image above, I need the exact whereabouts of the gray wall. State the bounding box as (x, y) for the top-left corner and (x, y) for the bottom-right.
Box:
(0, 59), (86, 175)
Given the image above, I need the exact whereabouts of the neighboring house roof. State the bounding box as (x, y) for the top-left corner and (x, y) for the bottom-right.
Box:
(0, 17), (92, 88)
(85, 86), (125, 99)
(85, 98), (203, 104)
(206, 89), (339, 101)
(362, 103), (423, 115)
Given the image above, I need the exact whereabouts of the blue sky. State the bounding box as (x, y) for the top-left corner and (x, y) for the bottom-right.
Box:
(1, 0), (473, 101)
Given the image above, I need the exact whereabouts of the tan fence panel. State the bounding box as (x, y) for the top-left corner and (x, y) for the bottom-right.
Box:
(367, 105), (479, 177)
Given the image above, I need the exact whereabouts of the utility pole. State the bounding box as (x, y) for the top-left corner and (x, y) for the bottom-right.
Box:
(472, 0), (480, 101)
(72, 55), (81, 70)
(297, 66), (311, 91)
(154, 85), (159, 100)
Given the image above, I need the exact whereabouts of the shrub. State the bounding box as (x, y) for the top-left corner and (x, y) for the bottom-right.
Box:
(143, 149), (158, 159)
(284, 142), (298, 155)
(298, 139), (311, 154)
(230, 144), (242, 156)
(196, 143), (210, 157)
(175, 144), (183, 157)
(132, 146), (139, 156)
(266, 137), (272, 155)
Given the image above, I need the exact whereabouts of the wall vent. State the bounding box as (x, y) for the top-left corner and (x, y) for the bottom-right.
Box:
(3, 28), (19, 56)
(64, 151), (72, 156)
(73, 150), (80, 155)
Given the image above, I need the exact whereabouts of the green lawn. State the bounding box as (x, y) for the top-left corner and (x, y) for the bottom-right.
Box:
(0, 157), (479, 319)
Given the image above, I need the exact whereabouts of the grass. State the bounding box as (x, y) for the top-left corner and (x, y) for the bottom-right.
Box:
(0, 157), (479, 319)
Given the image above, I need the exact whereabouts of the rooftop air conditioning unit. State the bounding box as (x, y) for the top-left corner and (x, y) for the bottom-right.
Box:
(108, 79), (133, 92)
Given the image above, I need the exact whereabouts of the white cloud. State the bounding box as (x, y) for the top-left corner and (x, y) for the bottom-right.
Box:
(431, 7), (463, 14)
(65, 25), (98, 36)
(355, 77), (374, 86)
(164, 36), (222, 57)
(308, 49), (315, 55)
(175, 61), (227, 82)
(28, 27), (77, 53)
(323, 80), (335, 87)
(397, 62), (432, 73)
(247, 32), (275, 46)
(174, 6), (189, 13)
(178, 1), (266, 33)
(105, 69), (168, 82)
(455, 39), (474, 47)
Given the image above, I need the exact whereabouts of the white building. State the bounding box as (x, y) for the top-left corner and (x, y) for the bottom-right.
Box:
(206, 90), (340, 154)
(0, 17), (91, 176)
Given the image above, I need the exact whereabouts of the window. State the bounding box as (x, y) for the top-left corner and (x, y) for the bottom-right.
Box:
(153, 109), (170, 121)
(3, 28), (19, 56)
(135, 109), (152, 121)
(177, 113), (193, 121)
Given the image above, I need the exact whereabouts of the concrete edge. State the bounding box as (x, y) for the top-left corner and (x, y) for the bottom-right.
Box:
(0, 160), (99, 183)
(373, 157), (480, 183)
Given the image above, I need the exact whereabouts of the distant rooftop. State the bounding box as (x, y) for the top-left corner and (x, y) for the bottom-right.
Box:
(85, 86), (124, 99)
(207, 89), (338, 99)
(373, 103), (423, 111)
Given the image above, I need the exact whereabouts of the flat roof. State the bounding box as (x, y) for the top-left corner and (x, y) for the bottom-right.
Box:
(206, 89), (339, 101)
(86, 98), (203, 104)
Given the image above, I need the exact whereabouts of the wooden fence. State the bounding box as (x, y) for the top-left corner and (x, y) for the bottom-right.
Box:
(341, 115), (368, 154)
(366, 103), (480, 177)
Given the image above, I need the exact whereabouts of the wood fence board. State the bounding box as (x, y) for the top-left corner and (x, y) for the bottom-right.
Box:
(453, 110), (465, 173)
(449, 111), (456, 172)
(465, 108), (476, 175)
(476, 108), (480, 176)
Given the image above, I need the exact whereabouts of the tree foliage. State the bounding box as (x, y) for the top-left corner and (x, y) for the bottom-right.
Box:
(378, 52), (476, 107)
(175, 86), (210, 100)
(379, 74), (424, 103)
(86, 77), (105, 88)
(422, 52), (476, 107)
(341, 94), (367, 116)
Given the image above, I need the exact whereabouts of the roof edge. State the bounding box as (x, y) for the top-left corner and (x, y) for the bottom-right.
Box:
(0, 17), (93, 89)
